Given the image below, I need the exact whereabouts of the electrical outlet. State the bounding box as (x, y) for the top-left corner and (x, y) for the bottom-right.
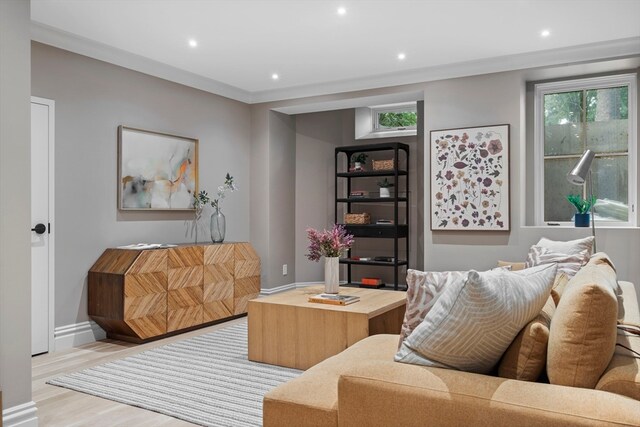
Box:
(282, 264), (288, 276)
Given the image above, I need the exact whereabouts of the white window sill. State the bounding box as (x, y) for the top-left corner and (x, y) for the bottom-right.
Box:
(356, 129), (416, 140)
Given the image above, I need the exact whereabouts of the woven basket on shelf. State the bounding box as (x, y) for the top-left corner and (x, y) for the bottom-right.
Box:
(344, 213), (371, 224)
(372, 159), (394, 171)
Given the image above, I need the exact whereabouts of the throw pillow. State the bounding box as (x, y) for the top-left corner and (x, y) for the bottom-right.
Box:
(547, 264), (619, 388)
(537, 236), (594, 257)
(497, 260), (526, 271)
(398, 269), (466, 347)
(395, 263), (557, 374)
(525, 245), (588, 279)
(498, 295), (556, 381)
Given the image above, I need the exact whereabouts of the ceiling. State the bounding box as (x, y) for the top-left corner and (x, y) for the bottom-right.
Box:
(31, 0), (640, 103)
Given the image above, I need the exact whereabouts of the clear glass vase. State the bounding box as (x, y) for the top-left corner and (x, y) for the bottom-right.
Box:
(210, 207), (226, 243)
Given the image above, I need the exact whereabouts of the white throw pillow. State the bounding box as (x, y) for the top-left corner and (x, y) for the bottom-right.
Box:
(525, 245), (588, 279)
(537, 236), (594, 257)
(395, 263), (557, 374)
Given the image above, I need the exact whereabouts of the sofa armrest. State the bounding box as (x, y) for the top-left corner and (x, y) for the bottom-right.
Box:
(337, 360), (640, 427)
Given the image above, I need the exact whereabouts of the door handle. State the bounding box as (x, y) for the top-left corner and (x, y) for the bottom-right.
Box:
(31, 223), (47, 234)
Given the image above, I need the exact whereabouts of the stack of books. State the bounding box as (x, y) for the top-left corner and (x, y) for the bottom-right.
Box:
(376, 219), (394, 224)
(308, 294), (360, 305)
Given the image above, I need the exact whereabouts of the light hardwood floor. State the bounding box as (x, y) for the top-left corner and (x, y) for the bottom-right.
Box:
(32, 317), (247, 426)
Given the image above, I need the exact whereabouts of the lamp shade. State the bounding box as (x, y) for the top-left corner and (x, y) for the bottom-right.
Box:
(567, 150), (595, 185)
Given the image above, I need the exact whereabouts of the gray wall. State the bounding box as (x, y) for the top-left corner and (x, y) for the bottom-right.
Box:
(293, 108), (422, 286)
(0, 0), (32, 411)
(31, 43), (252, 328)
(422, 69), (640, 297)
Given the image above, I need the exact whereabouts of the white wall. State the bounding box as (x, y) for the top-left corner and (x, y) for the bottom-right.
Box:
(31, 42), (252, 328)
(0, 0), (34, 416)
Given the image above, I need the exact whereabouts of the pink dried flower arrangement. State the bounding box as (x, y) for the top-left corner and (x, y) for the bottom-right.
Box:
(306, 224), (354, 262)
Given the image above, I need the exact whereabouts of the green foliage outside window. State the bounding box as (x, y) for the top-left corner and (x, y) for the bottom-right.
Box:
(378, 111), (417, 128)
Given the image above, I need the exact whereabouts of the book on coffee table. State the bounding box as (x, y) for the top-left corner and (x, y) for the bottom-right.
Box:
(308, 294), (360, 305)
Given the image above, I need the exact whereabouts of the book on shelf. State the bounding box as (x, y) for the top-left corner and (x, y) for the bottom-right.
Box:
(376, 219), (394, 224)
(373, 256), (395, 262)
(349, 190), (369, 198)
(350, 256), (372, 261)
(348, 166), (365, 172)
(308, 294), (360, 305)
(361, 277), (383, 286)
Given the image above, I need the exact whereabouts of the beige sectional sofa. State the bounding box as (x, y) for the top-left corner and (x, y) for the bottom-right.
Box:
(264, 276), (640, 426)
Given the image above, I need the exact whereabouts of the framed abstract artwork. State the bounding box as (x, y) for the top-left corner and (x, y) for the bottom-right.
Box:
(430, 124), (510, 231)
(118, 126), (198, 210)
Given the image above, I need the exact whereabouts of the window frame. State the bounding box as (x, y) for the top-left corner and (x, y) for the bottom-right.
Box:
(533, 73), (638, 227)
(371, 102), (417, 133)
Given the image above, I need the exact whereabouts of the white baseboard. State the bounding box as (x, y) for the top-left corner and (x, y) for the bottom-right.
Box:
(260, 281), (348, 296)
(2, 401), (38, 427)
(54, 320), (106, 351)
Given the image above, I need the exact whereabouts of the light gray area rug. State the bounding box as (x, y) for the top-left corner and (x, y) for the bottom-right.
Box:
(48, 322), (301, 426)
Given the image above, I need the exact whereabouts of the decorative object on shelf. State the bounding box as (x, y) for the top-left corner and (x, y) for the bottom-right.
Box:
(361, 277), (383, 287)
(377, 177), (394, 198)
(566, 149), (597, 250)
(306, 224), (354, 294)
(118, 126), (198, 210)
(210, 172), (237, 243)
(566, 194), (596, 228)
(430, 124), (510, 231)
(373, 159), (395, 171)
(192, 190), (210, 243)
(344, 212), (371, 224)
(350, 153), (368, 171)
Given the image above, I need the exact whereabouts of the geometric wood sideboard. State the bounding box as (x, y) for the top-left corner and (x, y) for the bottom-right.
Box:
(88, 242), (260, 343)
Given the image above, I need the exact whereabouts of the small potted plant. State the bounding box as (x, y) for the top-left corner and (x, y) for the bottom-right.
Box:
(351, 153), (368, 171)
(377, 178), (394, 198)
(566, 194), (596, 227)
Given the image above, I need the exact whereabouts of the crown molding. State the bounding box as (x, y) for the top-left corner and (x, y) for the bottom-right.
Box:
(31, 21), (640, 105)
(31, 22), (252, 104)
(251, 37), (640, 103)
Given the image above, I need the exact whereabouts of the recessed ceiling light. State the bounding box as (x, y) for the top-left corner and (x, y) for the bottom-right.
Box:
(337, 7), (346, 15)
(188, 39), (198, 48)
(272, 73), (279, 80)
(397, 52), (406, 60)
(540, 29), (551, 37)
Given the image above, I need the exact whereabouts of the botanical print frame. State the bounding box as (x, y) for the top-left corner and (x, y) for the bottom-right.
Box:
(118, 126), (198, 210)
(430, 124), (510, 231)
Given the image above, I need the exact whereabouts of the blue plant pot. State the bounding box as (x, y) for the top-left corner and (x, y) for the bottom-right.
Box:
(574, 213), (590, 227)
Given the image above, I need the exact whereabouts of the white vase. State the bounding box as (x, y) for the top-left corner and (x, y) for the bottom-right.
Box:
(379, 187), (390, 198)
(324, 256), (340, 294)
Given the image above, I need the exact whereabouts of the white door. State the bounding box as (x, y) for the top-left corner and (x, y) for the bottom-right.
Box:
(31, 98), (54, 356)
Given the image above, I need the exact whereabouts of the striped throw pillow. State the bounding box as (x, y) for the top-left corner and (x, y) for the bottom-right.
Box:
(395, 263), (557, 374)
(525, 245), (588, 279)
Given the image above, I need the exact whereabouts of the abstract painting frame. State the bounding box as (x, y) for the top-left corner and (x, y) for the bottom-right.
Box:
(118, 126), (198, 211)
(430, 124), (510, 231)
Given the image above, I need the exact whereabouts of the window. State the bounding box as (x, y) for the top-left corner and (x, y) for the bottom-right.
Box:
(534, 74), (637, 226)
(372, 103), (417, 132)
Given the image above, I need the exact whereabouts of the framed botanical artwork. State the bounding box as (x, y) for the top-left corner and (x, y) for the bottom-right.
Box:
(118, 125), (198, 210)
(430, 124), (510, 231)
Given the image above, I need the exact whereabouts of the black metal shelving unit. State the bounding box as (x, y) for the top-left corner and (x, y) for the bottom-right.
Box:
(335, 142), (409, 291)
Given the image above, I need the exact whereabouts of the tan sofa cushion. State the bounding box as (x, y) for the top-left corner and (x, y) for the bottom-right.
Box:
(550, 272), (569, 306)
(337, 359), (640, 427)
(263, 334), (397, 427)
(595, 280), (640, 401)
(547, 263), (618, 388)
(499, 296), (555, 381)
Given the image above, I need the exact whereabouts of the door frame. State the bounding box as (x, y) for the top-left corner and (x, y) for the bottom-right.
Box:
(31, 96), (55, 353)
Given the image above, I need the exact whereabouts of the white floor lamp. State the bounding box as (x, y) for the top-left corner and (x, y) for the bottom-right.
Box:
(566, 149), (596, 252)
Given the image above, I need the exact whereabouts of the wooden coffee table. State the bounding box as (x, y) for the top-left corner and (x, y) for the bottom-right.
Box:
(248, 286), (406, 369)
